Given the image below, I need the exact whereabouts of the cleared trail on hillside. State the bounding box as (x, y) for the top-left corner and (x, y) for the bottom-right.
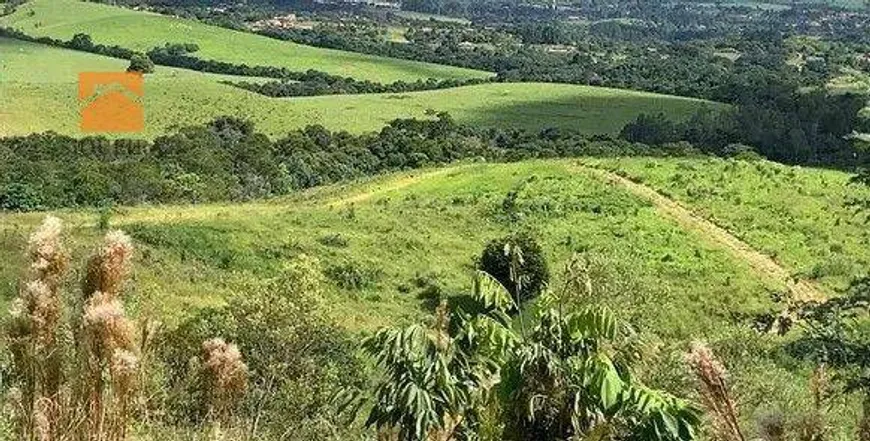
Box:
(577, 164), (826, 302)
(326, 166), (462, 208)
(97, 166), (467, 226)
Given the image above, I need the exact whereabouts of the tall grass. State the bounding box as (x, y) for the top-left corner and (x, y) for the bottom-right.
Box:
(201, 338), (248, 439)
(5, 218), (248, 441)
(686, 342), (745, 441)
(7, 216), (68, 441)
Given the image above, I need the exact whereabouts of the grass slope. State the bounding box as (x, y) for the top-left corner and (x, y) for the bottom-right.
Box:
(0, 158), (863, 435)
(0, 38), (718, 138)
(0, 0), (490, 82)
(587, 157), (870, 294)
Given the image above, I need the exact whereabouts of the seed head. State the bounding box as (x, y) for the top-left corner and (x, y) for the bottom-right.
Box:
(202, 338), (248, 413)
(83, 292), (135, 360)
(84, 230), (134, 299)
(686, 341), (745, 441)
(22, 280), (61, 347)
(110, 349), (139, 393)
(28, 216), (65, 276)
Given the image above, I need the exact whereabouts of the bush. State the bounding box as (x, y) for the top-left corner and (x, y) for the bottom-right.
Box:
(478, 232), (550, 302)
(325, 260), (382, 290)
(317, 233), (349, 248)
(0, 183), (43, 211)
(127, 53), (155, 74)
(159, 255), (365, 439)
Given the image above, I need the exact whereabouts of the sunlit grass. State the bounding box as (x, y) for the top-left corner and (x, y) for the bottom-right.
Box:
(0, 0), (490, 83)
(586, 156), (870, 293)
(0, 38), (719, 138)
(1, 157), (865, 434)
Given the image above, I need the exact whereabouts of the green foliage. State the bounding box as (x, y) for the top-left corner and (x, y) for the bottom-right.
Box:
(325, 260), (383, 291)
(160, 255), (365, 439)
(95, 205), (113, 231)
(317, 233), (349, 248)
(126, 53), (154, 73)
(0, 183), (43, 211)
(478, 232), (550, 302)
(355, 265), (700, 440)
(621, 113), (681, 146)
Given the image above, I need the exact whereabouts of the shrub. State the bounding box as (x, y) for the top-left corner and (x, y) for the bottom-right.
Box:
(317, 233), (349, 248)
(324, 261), (382, 290)
(127, 53), (154, 74)
(478, 232), (549, 302)
(160, 255), (365, 440)
(0, 183), (44, 211)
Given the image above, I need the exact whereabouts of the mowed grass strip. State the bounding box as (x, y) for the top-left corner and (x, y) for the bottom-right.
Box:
(0, 38), (719, 138)
(0, 0), (491, 82)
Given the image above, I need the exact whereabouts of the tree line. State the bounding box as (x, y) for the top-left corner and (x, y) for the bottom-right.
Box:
(1, 107), (867, 212)
(226, 74), (489, 97)
(620, 86), (870, 165)
(0, 115), (696, 212)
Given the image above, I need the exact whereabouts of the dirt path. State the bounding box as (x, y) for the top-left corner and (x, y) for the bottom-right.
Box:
(326, 166), (463, 208)
(577, 164), (826, 302)
(99, 166), (468, 225)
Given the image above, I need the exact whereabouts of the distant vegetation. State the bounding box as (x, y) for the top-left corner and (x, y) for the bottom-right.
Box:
(0, 0), (490, 83)
(0, 28), (492, 96)
(0, 37), (709, 138)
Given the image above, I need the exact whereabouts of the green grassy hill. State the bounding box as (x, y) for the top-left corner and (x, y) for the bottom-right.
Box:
(0, 157), (865, 435)
(0, 0), (489, 83)
(0, 37), (718, 138)
(587, 156), (870, 293)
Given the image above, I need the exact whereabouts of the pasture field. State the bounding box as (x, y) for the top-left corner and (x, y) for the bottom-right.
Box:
(586, 157), (870, 294)
(0, 0), (490, 82)
(0, 38), (718, 138)
(0, 158), (864, 435)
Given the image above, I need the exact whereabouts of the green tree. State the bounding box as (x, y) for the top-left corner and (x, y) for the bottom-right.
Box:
(478, 232), (550, 303)
(127, 53), (154, 74)
(352, 258), (700, 440)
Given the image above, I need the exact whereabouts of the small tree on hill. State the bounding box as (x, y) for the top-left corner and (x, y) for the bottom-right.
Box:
(127, 53), (154, 74)
(349, 259), (700, 440)
(478, 232), (549, 303)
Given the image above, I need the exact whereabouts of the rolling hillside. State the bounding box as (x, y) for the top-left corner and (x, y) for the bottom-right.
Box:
(0, 158), (865, 435)
(0, 0), (490, 83)
(587, 157), (870, 293)
(0, 37), (719, 138)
